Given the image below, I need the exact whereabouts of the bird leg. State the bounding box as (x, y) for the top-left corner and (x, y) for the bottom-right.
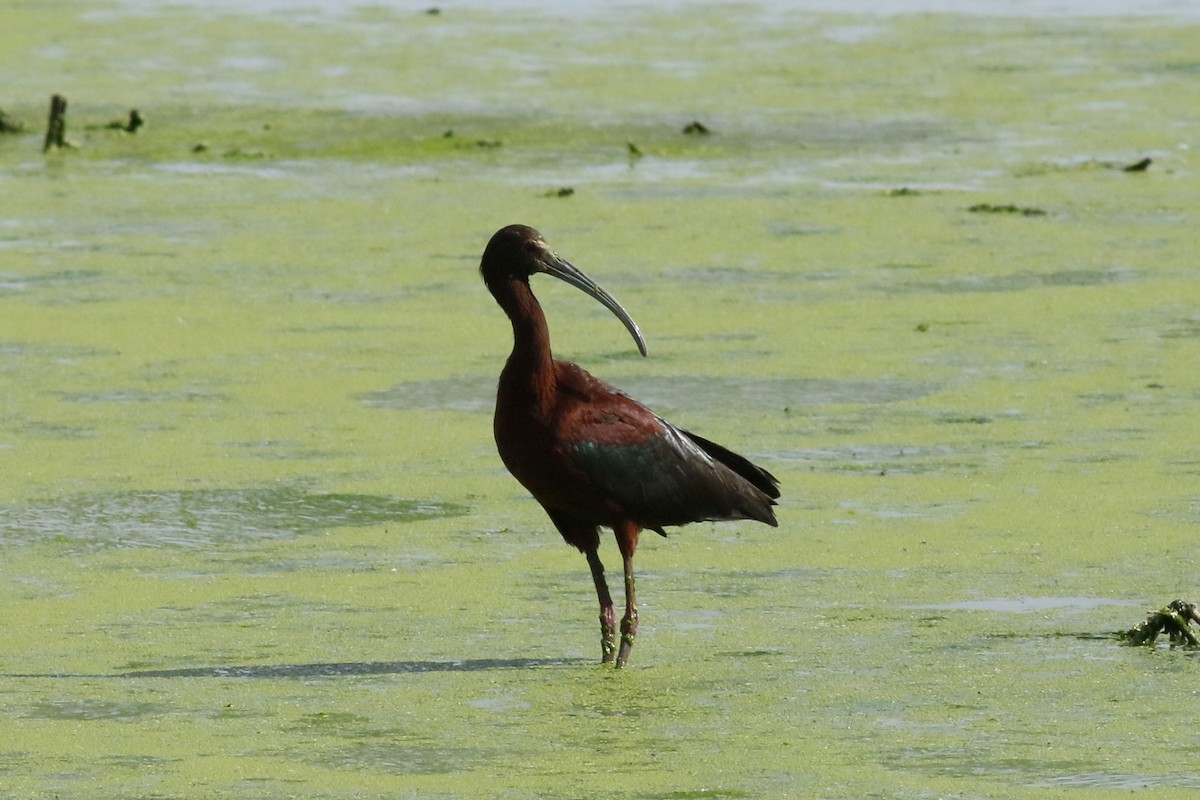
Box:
(585, 549), (617, 663)
(615, 551), (638, 668)
(614, 522), (641, 669)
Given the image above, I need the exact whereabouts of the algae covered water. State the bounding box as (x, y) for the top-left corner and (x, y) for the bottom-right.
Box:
(1, 2), (1199, 796)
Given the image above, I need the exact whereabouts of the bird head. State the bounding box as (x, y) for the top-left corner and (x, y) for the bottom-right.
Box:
(481, 224), (648, 357)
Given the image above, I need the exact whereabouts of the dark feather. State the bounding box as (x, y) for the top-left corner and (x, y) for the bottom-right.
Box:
(568, 416), (779, 530)
(677, 428), (780, 500)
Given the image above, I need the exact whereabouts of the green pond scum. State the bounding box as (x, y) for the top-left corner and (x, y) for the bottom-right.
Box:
(1, 1), (1199, 797)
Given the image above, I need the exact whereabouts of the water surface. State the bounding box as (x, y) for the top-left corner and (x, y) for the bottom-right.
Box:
(1, 2), (1199, 797)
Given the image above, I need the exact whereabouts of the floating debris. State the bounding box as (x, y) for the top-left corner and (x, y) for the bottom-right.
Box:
(968, 203), (1046, 217)
(106, 109), (144, 133)
(1121, 599), (1200, 646)
(682, 120), (710, 135)
(887, 187), (920, 197)
(0, 107), (23, 133)
(626, 140), (643, 158)
(1018, 157), (1155, 176)
(543, 187), (575, 198)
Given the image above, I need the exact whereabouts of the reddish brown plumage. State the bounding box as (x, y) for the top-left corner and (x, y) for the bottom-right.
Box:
(481, 224), (780, 667)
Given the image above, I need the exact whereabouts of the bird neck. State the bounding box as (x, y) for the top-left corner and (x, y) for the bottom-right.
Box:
(497, 278), (557, 411)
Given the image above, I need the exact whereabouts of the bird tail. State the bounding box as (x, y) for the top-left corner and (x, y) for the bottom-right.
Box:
(680, 428), (781, 526)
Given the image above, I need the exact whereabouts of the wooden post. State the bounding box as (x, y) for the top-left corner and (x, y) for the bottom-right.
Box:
(43, 94), (67, 151)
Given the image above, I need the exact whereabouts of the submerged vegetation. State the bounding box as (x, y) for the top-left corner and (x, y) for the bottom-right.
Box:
(1122, 599), (1200, 647)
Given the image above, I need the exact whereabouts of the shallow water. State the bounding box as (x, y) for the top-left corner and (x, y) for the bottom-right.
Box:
(2, 2), (1200, 798)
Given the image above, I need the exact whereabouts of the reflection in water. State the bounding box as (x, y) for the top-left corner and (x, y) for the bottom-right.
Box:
(117, 657), (587, 678)
(0, 487), (469, 550)
(6, 658), (589, 680)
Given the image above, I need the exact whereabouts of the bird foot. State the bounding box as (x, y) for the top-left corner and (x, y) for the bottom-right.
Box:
(599, 609), (617, 664)
(614, 610), (638, 669)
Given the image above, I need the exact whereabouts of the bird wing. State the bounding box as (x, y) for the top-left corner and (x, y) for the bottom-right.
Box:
(553, 362), (778, 530)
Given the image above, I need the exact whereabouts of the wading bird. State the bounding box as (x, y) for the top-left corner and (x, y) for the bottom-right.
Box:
(481, 224), (780, 668)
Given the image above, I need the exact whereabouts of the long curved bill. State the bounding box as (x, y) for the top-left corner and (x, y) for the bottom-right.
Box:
(537, 250), (648, 357)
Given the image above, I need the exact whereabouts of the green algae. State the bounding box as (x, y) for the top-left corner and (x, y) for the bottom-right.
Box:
(2, 2), (1200, 798)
